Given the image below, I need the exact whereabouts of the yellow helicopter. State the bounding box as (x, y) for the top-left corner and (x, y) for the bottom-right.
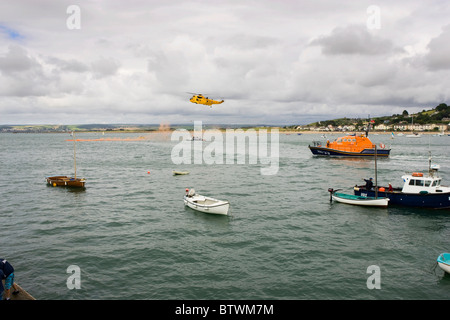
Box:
(188, 93), (224, 107)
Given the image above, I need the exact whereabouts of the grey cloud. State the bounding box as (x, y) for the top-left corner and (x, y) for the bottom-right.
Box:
(425, 24), (450, 70)
(91, 57), (121, 78)
(46, 56), (89, 73)
(147, 50), (190, 91)
(0, 47), (90, 98)
(310, 25), (398, 56)
(0, 1), (449, 125)
(0, 45), (40, 75)
(0, 46), (50, 97)
(218, 34), (280, 51)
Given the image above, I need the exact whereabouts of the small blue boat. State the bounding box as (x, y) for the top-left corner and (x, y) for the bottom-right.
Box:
(437, 253), (450, 273)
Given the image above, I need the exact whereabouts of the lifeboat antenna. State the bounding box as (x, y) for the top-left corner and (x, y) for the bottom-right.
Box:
(365, 115), (371, 137)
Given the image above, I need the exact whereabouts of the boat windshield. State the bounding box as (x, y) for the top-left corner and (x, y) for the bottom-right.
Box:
(432, 179), (441, 187)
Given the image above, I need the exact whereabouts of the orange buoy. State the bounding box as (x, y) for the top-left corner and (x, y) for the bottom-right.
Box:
(412, 172), (423, 177)
(379, 187), (385, 192)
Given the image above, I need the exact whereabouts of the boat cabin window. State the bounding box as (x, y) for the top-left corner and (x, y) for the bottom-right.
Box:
(424, 180), (431, 187)
(409, 179), (425, 186)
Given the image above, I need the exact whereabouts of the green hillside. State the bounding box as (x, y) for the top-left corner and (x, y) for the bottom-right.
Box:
(307, 103), (450, 127)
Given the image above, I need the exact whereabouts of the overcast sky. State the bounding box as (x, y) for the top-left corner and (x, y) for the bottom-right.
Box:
(1, 0), (449, 125)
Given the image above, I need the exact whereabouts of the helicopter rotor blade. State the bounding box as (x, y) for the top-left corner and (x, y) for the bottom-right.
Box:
(186, 92), (210, 96)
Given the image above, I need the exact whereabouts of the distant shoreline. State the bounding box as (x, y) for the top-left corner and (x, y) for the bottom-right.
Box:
(3, 129), (446, 135)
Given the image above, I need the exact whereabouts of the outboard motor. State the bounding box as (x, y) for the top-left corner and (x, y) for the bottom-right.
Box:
(328, 188), (334, 202)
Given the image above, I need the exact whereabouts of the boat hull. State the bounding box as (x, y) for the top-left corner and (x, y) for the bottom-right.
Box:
(173, 171), (189, 175)
(46, 176), (86, 188)
(405, 134), (422, 138)
(309, 146), (390, 157)
(184, 195), (230, 215)
(332, 192), (389, 207)
(437, 253), (450, 273)
(354, 186), (450, 209)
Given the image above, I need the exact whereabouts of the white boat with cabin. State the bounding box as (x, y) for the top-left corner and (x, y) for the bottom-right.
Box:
(354, 158), (450, 209)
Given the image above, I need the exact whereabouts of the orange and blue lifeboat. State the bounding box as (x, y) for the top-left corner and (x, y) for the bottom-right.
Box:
(308, 134), (390, 157)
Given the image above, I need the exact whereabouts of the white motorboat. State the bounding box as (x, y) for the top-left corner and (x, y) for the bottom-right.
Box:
(184, 188), (230, 215)
(405, 133), (422, 138)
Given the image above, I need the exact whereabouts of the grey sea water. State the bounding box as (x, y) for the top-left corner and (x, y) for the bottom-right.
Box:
(1, 131), (450, 300)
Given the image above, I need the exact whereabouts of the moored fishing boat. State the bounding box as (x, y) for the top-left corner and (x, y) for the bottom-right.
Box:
(184, 188), (230, 215)
(354, 155), (450, 209)
(46, 132), (86, 188)
(46, 176), (86, 188)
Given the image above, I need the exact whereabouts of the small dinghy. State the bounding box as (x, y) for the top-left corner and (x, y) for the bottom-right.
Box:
(184, 188), (230, 215)
(173, 170), (190, 175)
(329, 144), (389, 208)
(329, 189), (389, 207)
(437, 253), (450, 274)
